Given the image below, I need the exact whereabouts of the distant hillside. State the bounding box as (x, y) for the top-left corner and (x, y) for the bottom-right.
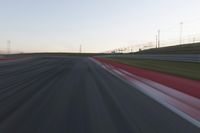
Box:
(135, 42), (200, 54)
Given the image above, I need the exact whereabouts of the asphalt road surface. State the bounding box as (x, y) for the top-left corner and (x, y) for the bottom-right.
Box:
(0, 56), (199, 133)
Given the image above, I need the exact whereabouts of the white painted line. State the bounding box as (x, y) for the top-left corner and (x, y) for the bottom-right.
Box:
(91, 58), (200, 128)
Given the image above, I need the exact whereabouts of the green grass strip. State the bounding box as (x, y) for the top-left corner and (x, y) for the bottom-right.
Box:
(107, 57), (200, 80)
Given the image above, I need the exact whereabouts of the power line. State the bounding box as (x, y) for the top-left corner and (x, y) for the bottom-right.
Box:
(106, 17), (200, 53)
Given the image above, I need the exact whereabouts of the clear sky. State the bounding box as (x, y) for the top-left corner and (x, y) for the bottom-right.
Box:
(0, 0), (200, 53)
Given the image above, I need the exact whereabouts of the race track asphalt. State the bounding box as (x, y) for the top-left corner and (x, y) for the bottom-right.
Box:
(0, 56), (199, 133)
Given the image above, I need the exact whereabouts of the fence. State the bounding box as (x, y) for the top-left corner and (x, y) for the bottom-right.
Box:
(107, 18), (200, 53)
(108, 33), (200, 54)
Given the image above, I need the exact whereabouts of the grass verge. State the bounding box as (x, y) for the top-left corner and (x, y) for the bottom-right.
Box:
(106, 57), (200, 80)
(135, 42), (200, 54)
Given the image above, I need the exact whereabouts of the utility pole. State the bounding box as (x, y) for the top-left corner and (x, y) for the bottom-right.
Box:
(7, 40), (11, 54)
(156, 35), (158, 48)
(131, 46), (133, 53)
(193, 37), (196, 43)
(180, 22), (183, 45)
(80, 44), (82, 53)
(158, 30), (160, 48)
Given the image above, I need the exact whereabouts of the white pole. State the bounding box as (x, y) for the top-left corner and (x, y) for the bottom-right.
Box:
(180, 22), (183, 45)
(7, 40), (11, 54)
(158, 30), (160, 48)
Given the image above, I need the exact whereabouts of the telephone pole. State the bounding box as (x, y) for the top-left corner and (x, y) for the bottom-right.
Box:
(180, 22), (183, 45)
(80, 44), (82, 53)
(156, 35), (158, 48)
(7, 40), (11, 54)
(157, 30), (160, 48)
(193, 37), (196, 43)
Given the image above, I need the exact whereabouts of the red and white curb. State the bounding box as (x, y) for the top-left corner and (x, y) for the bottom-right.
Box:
(90, 58), (200, 128)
